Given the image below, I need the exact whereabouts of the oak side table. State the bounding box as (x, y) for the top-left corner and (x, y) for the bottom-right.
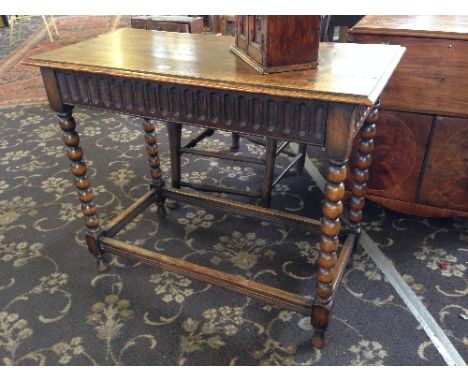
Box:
(25, 28), (404, 348)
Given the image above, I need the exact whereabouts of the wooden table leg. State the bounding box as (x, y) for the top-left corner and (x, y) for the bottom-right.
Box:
(311, 158), (346, 348)
(143, 118), (167, 217)
(349, 102), (380, 238)
(260, 138), (278, 208)
(58, 107), (109, 272)
(166, 122), (182, 189)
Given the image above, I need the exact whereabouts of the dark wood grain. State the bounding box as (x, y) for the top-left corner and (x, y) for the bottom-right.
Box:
(231, 16), (321, 74)
(418, 116), (468, 211)
(348, 110), (433, 203)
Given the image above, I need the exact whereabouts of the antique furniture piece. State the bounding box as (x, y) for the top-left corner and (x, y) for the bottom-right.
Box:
(231, 16), (322, 74)
(25, 29), (404, 348)
(130, 16), (204, 34)
(208, 15), (235, 36)
(349, 15), (468, 217)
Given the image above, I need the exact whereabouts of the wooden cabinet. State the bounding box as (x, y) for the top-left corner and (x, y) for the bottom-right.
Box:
(348, 110), (433, 206)
(419, 116), (468, 211)
(349, 16), (468, 217)
(130, 16), (204, 34)
(230, 16), (321, 74)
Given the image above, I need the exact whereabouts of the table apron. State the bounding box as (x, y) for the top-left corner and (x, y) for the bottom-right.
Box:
(53, 69), (330, 145)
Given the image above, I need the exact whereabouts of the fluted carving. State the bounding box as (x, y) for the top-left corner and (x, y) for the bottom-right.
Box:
(55, 70), (329, 145)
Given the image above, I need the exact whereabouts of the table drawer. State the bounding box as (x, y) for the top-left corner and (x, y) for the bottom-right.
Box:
(351, 34), (468, 117)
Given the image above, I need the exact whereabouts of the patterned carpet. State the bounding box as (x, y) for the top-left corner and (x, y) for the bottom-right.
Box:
(0, 16), (466, 366)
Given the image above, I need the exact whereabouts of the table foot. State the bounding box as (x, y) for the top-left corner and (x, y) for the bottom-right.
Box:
(311, 330), (326, 349)
(96, 256), (110, 273)
(311, 304), (330, 349)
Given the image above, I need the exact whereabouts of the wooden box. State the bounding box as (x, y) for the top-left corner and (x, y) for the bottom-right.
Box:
(130, 16), (204, 34)
(230, 15), (322, 74)
(349, 16), (468, 217)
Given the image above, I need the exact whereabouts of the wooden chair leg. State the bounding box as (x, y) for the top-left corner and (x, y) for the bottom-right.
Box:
(42, 15), (54, 42)
(50, 16), (59, 36)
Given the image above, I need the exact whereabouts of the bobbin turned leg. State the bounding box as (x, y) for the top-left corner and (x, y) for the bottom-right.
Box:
(143, 118), (166, 217)
(311, 159), (346, 348)
(349, 102), (380, 243)
(58, 107), (109, 273)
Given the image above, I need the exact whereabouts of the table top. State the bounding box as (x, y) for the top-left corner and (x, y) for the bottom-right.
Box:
(351, 15), (468, 40)
(24, 28), (405, 106)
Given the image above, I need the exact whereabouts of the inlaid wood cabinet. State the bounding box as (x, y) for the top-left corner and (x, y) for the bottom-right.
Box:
(349, 16), (468, 217)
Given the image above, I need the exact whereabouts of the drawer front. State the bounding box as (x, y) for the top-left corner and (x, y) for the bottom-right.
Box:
(349, 110), (433, 203)
(418, 116), (468, 211)
(146, 20), (190, 33)
(352, 34), (468, 117)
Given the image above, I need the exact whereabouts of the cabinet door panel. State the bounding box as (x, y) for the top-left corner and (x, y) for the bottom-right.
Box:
(349, 110), (433, 203)
(418, 116), (468, 211)
(235, 16), (249, 51)
(247, 15), (264, 64)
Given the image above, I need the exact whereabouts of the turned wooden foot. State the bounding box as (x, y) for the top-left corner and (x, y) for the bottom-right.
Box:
(143, 118), (167, 217)
(311, 304), (330, 349)
(58, 107), (109, 272)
